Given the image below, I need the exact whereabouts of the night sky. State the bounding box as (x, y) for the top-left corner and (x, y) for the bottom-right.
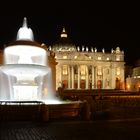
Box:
(0, 2), (139, 65)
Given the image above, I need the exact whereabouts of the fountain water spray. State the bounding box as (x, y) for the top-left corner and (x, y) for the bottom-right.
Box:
(0, 17), (58, 103)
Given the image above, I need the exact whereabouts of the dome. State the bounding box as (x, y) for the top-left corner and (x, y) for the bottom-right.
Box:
(52, 27), (76, 52)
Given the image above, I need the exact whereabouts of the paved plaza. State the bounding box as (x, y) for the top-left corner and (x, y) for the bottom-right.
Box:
(1, 119), (140, 140)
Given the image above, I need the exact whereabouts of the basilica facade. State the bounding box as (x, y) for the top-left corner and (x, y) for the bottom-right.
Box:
(50, 28), (125, 90)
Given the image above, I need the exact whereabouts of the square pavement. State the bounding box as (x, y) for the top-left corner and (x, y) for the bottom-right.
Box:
(1, 119), (140, 140)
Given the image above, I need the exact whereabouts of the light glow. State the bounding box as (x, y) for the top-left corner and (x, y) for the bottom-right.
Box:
(17, 17), (34, 41)
(4, 45), (46, 65)
(63, 55), (67, 59)
(107, 57), (109, 60)
(13, 85), (38, 100)
(98, 57), (101, 60)
(127, 84), (130, 90)
(61, 34), (67, 38)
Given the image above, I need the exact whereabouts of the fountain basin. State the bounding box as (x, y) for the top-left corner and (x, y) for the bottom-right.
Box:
(0, 100), (85, 121)
(0, 64), (49, 76)
(0, 64), (52, 101)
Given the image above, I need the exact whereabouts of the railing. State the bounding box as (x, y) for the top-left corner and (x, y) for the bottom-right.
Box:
(0, 100), (44, 105)
(0, 101), (44, 121)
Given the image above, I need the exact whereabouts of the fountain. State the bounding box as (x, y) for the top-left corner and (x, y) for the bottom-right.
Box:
(0, 17), (57, 102)
(0, 18), (85, 121)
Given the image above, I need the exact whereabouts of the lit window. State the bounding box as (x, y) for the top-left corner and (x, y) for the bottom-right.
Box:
(127, 84), (130, 90)
(81, 75), (85, 80)
(98, 57), (101, 60)
(98, 67), (102, 75)
(116, 68), (120, 75)
(116, 56), (120, 61)
(89, 56), (91, 59)
(62, 65), (68, 75)
(63, 56), (67, 59)
(106, 57), (109, 60)
(80, 65), (86, 75)
(74, 56), (77, 59)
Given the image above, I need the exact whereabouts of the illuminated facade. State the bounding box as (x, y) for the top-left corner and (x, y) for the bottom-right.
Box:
(50, 28), (125, 90)
(126, 61), (140, 92)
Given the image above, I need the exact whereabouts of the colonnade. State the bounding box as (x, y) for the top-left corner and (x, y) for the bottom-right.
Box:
(58, 65), (98, 89)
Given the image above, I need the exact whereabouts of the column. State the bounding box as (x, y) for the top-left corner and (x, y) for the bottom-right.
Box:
(60, 65), (62, 86)
(56, 65), (62, 89)
(86, 66), (89, 89)
(71, 65), (74, 89)
(92, 66), (94, 89)
(68, 65), (71, 88)
(94, 66), (97, 89)
(121, 66), (125, 90)
(102, 68), (105, 89)
(78, 65), (80, 89)
(112, 65), (116, 89)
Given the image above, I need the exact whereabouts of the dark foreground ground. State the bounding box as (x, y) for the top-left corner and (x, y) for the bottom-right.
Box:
(1, 119), (140, 140)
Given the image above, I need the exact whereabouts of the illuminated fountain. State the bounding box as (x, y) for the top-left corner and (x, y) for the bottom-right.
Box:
(0, 17), (56, 102)
(0, 18), (84, 121)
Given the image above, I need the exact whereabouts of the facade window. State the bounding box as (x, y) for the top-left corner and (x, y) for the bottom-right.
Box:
(98, 67), (102, 75)
(116, 56), (120, 61)
(106, 57), (109, 60)
(62, 65), (68, 75)
(107, 81), (109, 86)
(116, 67), (120, 75)
(105, 79), (110, 87)
(80, 65), (86, 75)
(63, 55), (67, 59)
(106, 69), (109, 75)
(81, 75), (85, 80)
(98, 57), (101, 60)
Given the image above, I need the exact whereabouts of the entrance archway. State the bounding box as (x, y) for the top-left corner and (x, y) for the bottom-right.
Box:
(80, 80), (85, 89)
(116, 77), (120, 89)
(97, 80), (102, 89)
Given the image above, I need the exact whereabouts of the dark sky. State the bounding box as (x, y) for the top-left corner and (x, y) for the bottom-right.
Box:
(0, 2), (139, 65)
